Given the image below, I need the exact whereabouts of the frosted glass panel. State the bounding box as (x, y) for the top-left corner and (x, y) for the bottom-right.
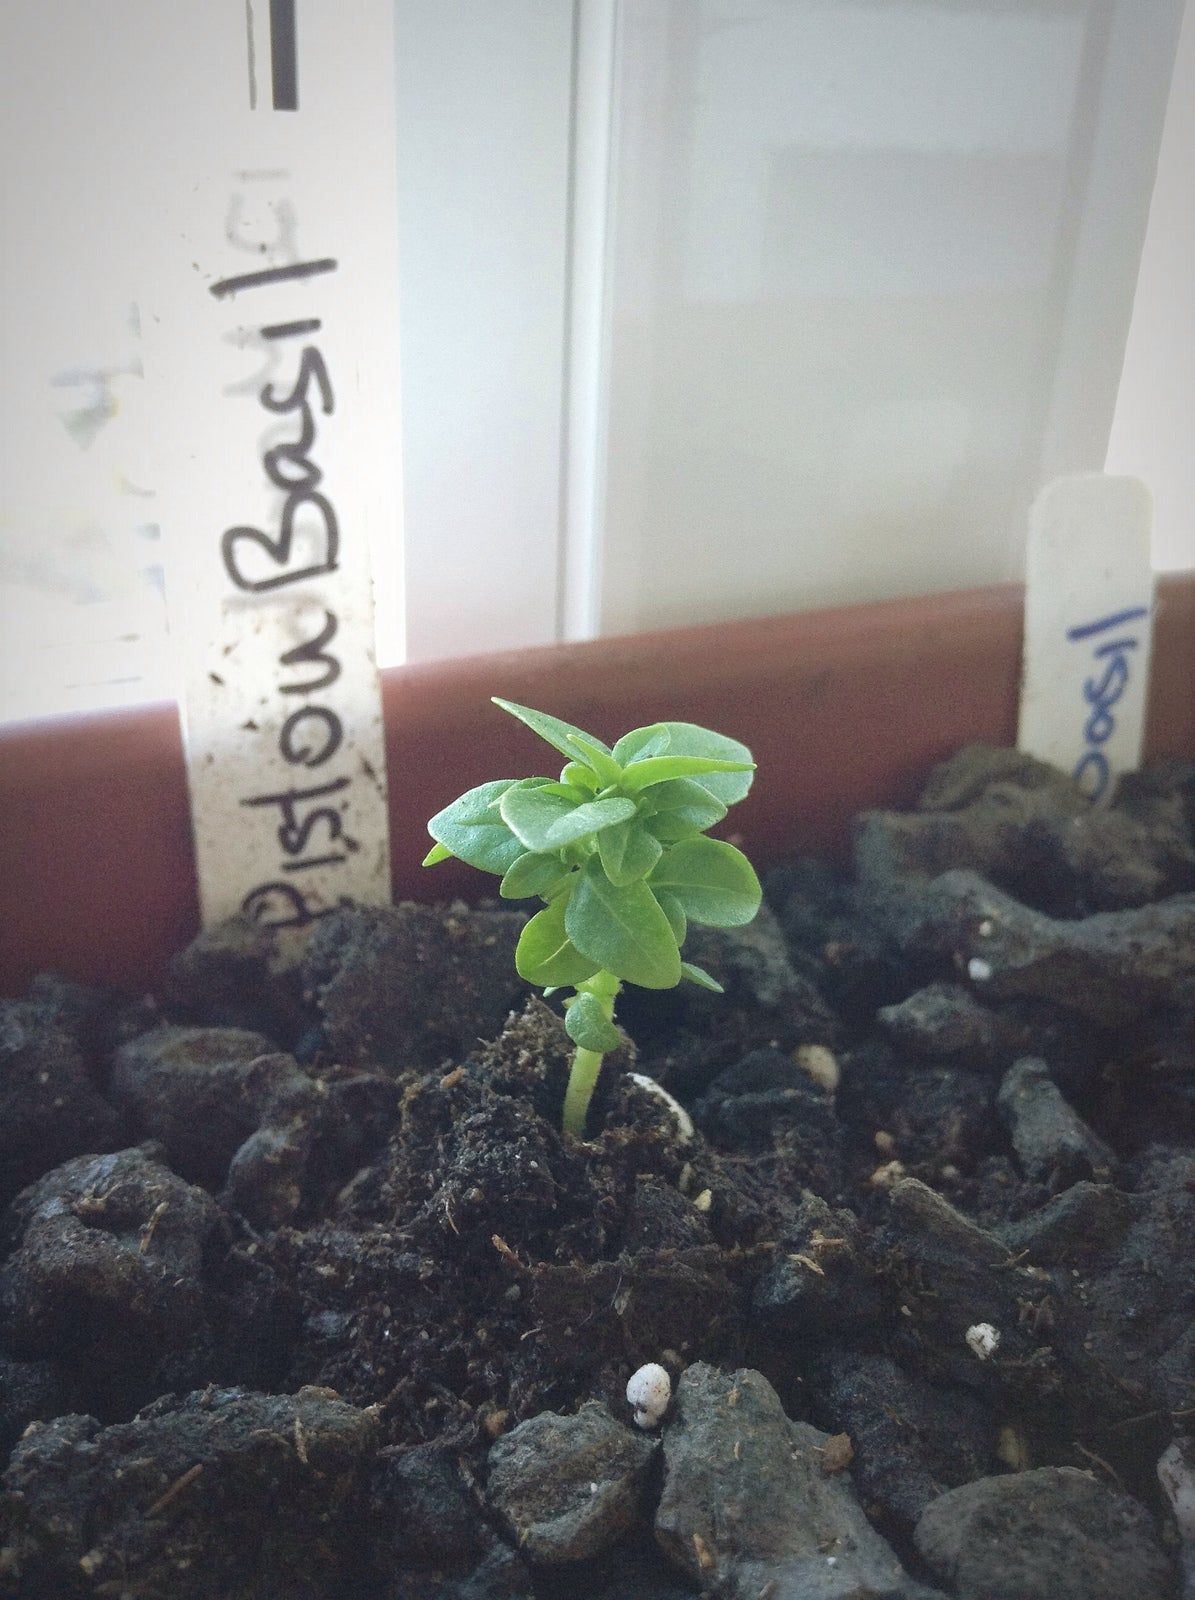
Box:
(598, 0), (1176, 634)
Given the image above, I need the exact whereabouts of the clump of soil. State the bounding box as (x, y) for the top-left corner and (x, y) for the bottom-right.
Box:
(1, 746), (1193, 1599)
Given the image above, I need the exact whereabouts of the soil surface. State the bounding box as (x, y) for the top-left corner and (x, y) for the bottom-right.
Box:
(1, 745), (1193, 1598)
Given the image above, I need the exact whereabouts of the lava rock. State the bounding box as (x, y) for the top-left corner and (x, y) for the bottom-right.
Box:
(487, 1400), (657, 1565)
(751, 1194), (882, 1345)
(997, 1058), (1115, 1186)
(693, 1048), (842, 1195)
(683, 905), (837, 1037)
(882, 869), (1195, 1026)
(368, 1442), (531, 1599)
(622, 903), (836, 1099)
(837, 1040), (998, 1175)
(654, 1362), (942, 1599)
(0, 1385), (377, 1599)
(304, 902), (528, 1072)
(168, 913), (315, 1041)
(0, 1000), (124, 1208)
(877, 982), (1027, 1070)
(111, 1026), (302, 1183)
(857, 744), (1195, 915)
(766, 856), (915, 1022)
(1001, 1156), (1195, 1419)
(0, 1147), (222, 1407)
(872, 1179), (1061, 1397)
(808, 1351), (997, 1534)
(110, 1027), (385, 1229)
(914, 1466), (1175, 1600)
(0, 1354), (82, 1460)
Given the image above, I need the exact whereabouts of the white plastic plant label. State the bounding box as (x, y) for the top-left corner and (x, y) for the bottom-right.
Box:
(143, 0), (399, 929)
(1018, 473), (1154, 804)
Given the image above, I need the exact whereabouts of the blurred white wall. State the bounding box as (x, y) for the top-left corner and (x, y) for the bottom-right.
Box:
(592, 0), (1184, 636)
(1106, 0), (1195, 572)
(0, 0), (1188, 720)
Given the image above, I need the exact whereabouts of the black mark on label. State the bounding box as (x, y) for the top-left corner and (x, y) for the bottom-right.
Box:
(263, 318), (321, 340)
(210, 258), (337, 299)
(270, 0), (299, 111)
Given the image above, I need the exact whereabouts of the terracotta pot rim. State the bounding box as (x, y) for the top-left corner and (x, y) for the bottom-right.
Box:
(2, 574), (1192, 993)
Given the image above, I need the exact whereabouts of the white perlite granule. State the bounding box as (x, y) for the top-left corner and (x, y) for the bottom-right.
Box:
(965, 1322), (1001, 1360)
(626, 1363), (672, 1429)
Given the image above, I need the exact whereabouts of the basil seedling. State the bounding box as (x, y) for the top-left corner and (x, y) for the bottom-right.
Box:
(423, 699), (761, 1136)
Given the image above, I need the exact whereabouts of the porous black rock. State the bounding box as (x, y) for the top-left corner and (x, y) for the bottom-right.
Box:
(303, 902), (528, 1072)
(857, 743), (1195, 915)
(879, 869), (1195, 1026)
(0, 1385), (377, 1599)
(0, 1000), (124, 1208)
(654, 1362), (942, 1599)
(368, 1442), (531, 1599)
(0, 1354), (83, 1460)
(808, 1351), (997, 1534)
(110, 1025), (302, 1188)
(0, 1147), (222, 1410)
(997, 1057), (1115, 1187)
(914, 1466), (1174, 1600)
(693, 1048), (842, 1196)
(877, 982), (1026, 1069)
(486, 1400), (657, 1566)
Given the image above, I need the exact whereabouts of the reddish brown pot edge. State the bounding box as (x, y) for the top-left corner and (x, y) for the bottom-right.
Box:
(2, 574), (1192, 994)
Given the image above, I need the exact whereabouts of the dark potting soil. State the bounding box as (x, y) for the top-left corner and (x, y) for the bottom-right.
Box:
(1, 745), (1193, 1599)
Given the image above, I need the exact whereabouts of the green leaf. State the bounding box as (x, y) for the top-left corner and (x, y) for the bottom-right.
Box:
(565, 858), (681, 989)
(655, 889), (687, 946)
(427, 780), (526, 875)
(492, 698), (611, 763)
(643, 778), (728, 831)
(650, 837), (762, 927)
(598, 820), (663, 887)
(560, 762), (600, 792)
(534, 781), (593, 802)
(422, 841), (453, 866)
(499, 785), (578, 852)
(619, 754), (755, 793)
(566, 732), (624, 789)
(543, 797), (637, 850)
(612, 724), (671, 764)
(633, 723), (756, 803)
(499, 852), (572, 901)
(516, 896), (601, 986)
(681, 960), (724, 994)
(564, 991), (622, 1053)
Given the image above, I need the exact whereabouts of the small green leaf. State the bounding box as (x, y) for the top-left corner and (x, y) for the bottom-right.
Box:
(534, 781), (593, 802)
(492, 698), (611, 763)
(516, 896), (601, 986)
(650, 837), (762, 927)
(560, 762), (600, 791)
(598, 820), (663, 887)
(634, 723), (756, 803)
(422, 841), (453, 866)
(564, 732), (624, 789)
(655, 889), (687, 946)
(681, 960), (724, 993)
(643, 778), (727, 831)
(565, 858), (682, 989)
(499, 785), (578, 852)
(564, 991), (622, 1053)
(612, 724), (671, 764)
(427, 780), (526, 875)
(499, 852), (571, 900)
(619, 754), (755, 793)
(543, 797), (637, 850)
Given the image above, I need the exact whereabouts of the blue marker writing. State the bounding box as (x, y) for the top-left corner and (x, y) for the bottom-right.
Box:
(1065, 606), (1148, 801)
